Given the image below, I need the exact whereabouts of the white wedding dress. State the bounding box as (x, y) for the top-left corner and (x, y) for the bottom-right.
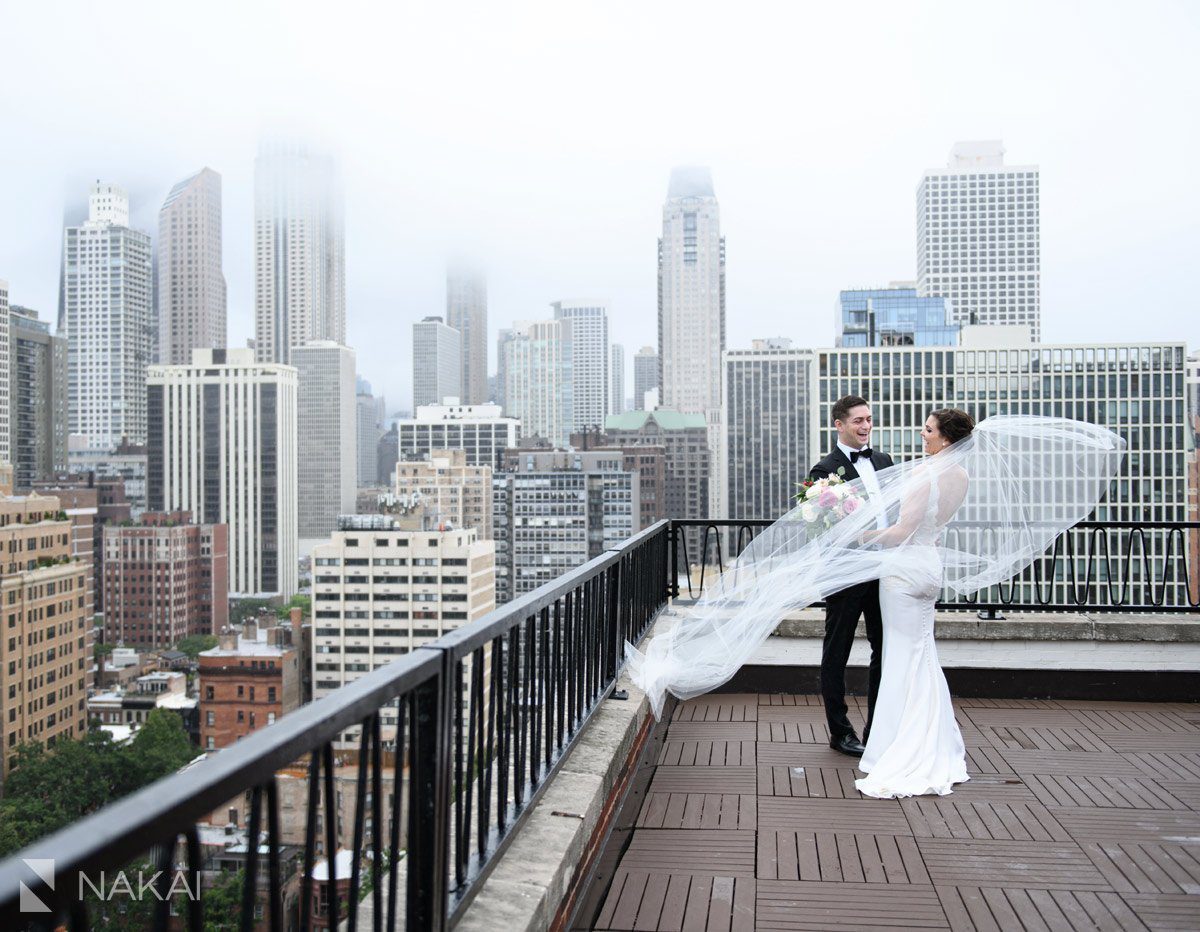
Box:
(855, 474), (969, 799)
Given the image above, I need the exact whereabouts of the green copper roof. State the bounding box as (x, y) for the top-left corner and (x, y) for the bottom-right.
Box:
(604, 409), (707, 431)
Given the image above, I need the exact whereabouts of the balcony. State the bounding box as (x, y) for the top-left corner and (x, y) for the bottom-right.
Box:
(0, 520), (1197, 930)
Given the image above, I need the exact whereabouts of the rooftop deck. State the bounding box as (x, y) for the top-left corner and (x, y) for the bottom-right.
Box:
(591, 693), (1200, 932)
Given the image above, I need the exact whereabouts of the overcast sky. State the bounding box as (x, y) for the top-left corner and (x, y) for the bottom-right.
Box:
(2, 0), (1197, 411)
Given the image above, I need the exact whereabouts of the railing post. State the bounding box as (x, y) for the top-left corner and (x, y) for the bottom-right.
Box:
(668, 521), (679, 600)
(407, 656), (451, 930)
(604, 560), (621, 683)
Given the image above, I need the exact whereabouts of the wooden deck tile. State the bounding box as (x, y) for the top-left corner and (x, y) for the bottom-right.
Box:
(758, 704), (846, 724)
(758, 797), (911, 835)
(936, 886), (1149, 931)
(755, 880), (948, 930)
(756, 721), (830, 743)
(998, 749), (1143, 777)
(665, 722), (757, 740)
(757, 831), (930, 884)
(1120, 893), (1200, 931)
(616, 829), (757, 877)
(914, 839), (1110, 889)
(671, 696), (758, 723)
(978, 725), (1115, 754)
(1023, 774), (1192, 810)
(757, 765), (861, 798)
(1068, 708), (1198, 734)
(657, 739), (755, 766)
(637, 793), (756, 830)
(594, 871), (755, 932)
(1081, 841), (1200, 894)
(1126, 751), (1200, 782)
(1047, 807), (1200, 842)
(902, 799), (1071, 841)
(759, 694), (826, 707)
(936, 773), (1036, 801)
(649, 766), (757, 794)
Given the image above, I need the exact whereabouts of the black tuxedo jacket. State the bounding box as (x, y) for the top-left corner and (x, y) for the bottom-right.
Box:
(808, 446), (894, 484)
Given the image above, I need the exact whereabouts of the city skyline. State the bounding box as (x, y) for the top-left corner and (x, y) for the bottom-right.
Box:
(1, 2), (1195, 411)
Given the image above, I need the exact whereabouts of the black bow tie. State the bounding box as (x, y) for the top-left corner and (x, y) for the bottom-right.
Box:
(850, 448), (874, 463)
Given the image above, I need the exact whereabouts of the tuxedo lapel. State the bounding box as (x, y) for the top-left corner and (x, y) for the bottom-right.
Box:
(869, 450), (890, 472)
(831, 448), (858, 481)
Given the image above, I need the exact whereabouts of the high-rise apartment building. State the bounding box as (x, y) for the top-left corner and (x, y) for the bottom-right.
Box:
(253, 140), (345, 364)
(395, 400), (519, 470)
(503, 319), (572, 447)
(836, 286), (959, 347)
(917, 141), (1040, 340)
(0, 279), (9, 465)
(147, 348), (298, 598)
(724, 346), (817, 520)
(446, 264), (488, 405)
(63, 183), (153, 450)
(311, 514), (494, 742)
(495, 328), (516, 411)
(294, 342), (357, 547)
(611, 344), (626, 416)
(102, 511), (229, 648)
(1, 492), (90, 778)
(633, 346), (659, 411)
(157, 168), (226, 365)
(493, 450), (638, 603)
(394, 449), (493, 539)
(568, 432), (666, 530)
(552, 301), (609, 431)
(604, 409), (709, 525)
(8, 305), (68, 489)
(658, 167), (725, 416)
(412, 316), (462, 408)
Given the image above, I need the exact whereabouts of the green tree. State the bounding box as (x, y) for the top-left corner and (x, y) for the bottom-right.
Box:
(175, 634), (219, 659)
(229, 598), (272, 625)
(123, 709), (199, 787)
(275, 593), (310, 620)
(202, 868), (246, 931)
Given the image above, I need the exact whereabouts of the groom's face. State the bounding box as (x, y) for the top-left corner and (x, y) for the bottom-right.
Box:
(835, 404), (873, 450)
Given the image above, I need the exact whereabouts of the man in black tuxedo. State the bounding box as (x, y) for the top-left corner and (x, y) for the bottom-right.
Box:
(808, 394), (893, 757)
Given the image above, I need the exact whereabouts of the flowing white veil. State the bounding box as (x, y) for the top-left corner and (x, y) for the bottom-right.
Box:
(625, 415), (1126, 719)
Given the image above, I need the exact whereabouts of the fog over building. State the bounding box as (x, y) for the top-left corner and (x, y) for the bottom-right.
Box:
(552, 300), (609, 432)
(446, 264), (488, 405)
(503, 319), (573, 447)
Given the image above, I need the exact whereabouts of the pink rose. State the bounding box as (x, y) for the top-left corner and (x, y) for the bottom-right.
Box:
(841, 497), (860, 515)
(818, 490), (838, 509)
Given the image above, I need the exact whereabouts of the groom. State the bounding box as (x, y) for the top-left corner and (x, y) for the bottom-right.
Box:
(809, 394), (892, 757)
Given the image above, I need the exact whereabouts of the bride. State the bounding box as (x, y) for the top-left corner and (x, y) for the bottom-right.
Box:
(626, 411), (1125, 800)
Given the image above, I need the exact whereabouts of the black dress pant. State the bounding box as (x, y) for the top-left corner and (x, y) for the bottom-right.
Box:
(821, 580), (883, 741)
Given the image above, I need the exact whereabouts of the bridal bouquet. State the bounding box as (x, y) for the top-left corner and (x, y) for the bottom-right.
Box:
(793, 475), (864, 537)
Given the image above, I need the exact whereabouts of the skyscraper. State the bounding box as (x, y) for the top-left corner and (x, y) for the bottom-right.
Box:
(610, 343), (625, 415)
(293, 341), (357, 547)
(253, 140), (345, 364)
(495, 327), (516, 411)
(63, 183), (153, 450)
(551, 300), (608, 432)
(8, 305), (68, 489)
(917, 141), (1041, 340)
(503, 319), (572, 447)
(0, 279), (9, 465)
(157, 168), (226, 365)
(658, 167), (725, 416)
(147, 348), (298, 598)
(446, 264), (488, 405)
(633, 346), (659, 411)
(412, 316), (462, 408)
(356, 381), (386, 487)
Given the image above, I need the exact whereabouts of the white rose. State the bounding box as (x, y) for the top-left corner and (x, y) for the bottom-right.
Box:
(800, 503), (818, 522)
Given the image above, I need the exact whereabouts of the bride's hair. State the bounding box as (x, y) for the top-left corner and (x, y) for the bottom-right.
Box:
(930, 408), (975, 444)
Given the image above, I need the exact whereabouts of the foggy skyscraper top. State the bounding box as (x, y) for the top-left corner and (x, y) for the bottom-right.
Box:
(253, 139), (346, 365)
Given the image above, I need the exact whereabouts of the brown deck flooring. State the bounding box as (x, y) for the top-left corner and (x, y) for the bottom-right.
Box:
(592, 695), (1200, 931)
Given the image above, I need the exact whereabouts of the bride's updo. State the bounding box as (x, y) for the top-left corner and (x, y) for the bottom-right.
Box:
(930, 408), (975, 444)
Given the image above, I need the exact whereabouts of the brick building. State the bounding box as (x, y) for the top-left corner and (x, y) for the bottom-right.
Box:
(568, 433), (667, 529)
(102, 511), (229, 648)
(0, 490), (91, 778)
(198, 618), (303, 750)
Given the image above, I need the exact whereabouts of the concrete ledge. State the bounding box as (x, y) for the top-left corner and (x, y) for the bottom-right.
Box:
(455, 642), (654, 932)
(773, 609), (1200, 642)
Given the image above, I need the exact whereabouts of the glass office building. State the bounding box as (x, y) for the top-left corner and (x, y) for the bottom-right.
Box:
(835, 287), (960, 348)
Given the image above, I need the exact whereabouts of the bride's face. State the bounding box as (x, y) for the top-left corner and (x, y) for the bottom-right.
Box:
(921, 416), (948, 455)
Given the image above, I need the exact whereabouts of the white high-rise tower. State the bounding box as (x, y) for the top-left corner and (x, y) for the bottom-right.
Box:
(253, 140), (346, 364)
(551, 301), (609, 432)
(158, 168), (226, 365)
(658, 167), (725, 416)
(446, 264), (488, 405)
(917, 141), (1041, 341)
(63, 183), (153, 450)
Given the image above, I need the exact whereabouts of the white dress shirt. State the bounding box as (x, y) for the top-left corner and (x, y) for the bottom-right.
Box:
(837, 440), (886, 529)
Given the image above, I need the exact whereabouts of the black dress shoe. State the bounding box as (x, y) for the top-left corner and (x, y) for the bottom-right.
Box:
(830, 734), (866, 757)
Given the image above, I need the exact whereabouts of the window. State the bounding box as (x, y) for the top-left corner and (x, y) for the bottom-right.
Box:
(206, 711), (215, 726)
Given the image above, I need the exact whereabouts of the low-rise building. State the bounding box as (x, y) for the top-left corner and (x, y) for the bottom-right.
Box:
(87, 670), (199, 743)
(394, 448), (493, 539)
(198, 619), (303, 751)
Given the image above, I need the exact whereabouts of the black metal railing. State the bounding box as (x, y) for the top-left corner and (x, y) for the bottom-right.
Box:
(0, 521), (670, 931)
(669, 519), (1200, 613)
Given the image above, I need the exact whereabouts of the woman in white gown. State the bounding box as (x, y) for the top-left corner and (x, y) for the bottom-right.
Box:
(854, 409), (973, 799)
(625, 412), (1125, 800)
